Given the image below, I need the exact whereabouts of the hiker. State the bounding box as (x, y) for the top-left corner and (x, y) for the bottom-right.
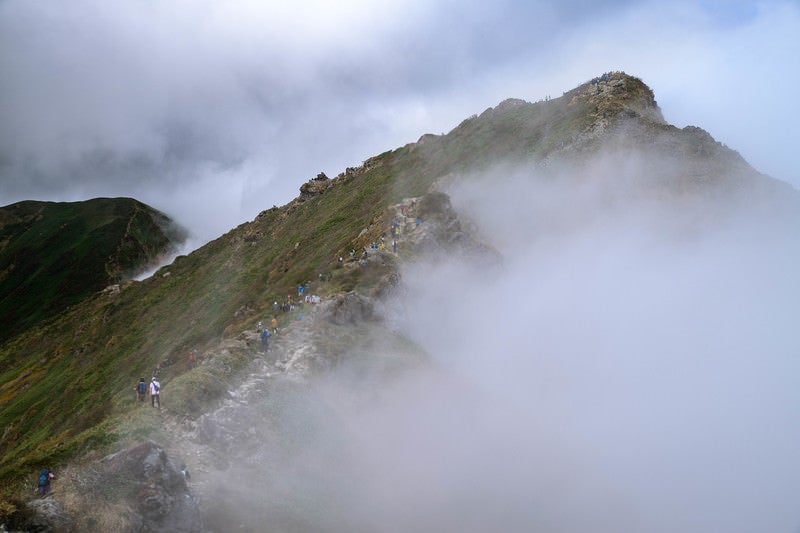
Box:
(261, 329), (270, 349)
(180, 463), (191, 480)
(297, 284), (304, 296)
(37, 469), (54, 496)
(135, 377), (147, 402)
(270, 316), (278, 334)
(188, 350), (196, 368)
(257, 321), (263, 332)
(150, 377), (161, 408)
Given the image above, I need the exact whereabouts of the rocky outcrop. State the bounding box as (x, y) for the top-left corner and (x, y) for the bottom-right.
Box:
(10, 498), (74, 532)
(107, 441), (196, 526)
(3, 441), (200, 532)
(299, 172), (333, 201)
(323, 292), (376, 325)
(398, 192), (501, 269)
(574, 71), (664, 124)
(69, 440), (202, 532)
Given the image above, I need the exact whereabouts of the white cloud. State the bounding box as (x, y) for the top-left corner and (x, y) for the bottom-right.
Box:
(0, 0), (797, 246)
(373, 161), (800, 531)
(201, 157), (800, 531)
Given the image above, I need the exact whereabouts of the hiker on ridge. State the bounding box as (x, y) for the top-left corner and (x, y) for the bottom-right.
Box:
(135, 377), (147, 402)
(37, 468), (54, 496)
(150, 377), (161, 408)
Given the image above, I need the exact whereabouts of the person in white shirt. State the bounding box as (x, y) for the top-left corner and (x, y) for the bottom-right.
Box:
(150, 377), (161, 408)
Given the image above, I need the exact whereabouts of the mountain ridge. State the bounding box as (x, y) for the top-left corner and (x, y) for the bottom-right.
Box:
(1, 72), (797, 528)
(0, 197), (187, 343)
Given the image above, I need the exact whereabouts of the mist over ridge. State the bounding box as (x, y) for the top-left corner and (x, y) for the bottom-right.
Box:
(341, 154), (800, 532)
(2, 68), (799, 532)
(196, 132), (800, 531)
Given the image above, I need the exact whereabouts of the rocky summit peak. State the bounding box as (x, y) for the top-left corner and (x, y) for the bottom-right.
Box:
(568, 71), (664, 124)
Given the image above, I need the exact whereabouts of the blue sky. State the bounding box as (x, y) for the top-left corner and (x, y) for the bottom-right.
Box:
(1, 0), (797, 244)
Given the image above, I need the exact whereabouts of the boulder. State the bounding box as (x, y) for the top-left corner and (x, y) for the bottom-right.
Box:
(323, 292), (375, 325)
(20, 498), (73, 532)
(57, 440), (205, 532)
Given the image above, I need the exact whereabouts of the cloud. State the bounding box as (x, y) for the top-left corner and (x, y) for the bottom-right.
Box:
(355, 160), (800, 531)
(196, 153), (800, 531)
(0, 0), (797, 247)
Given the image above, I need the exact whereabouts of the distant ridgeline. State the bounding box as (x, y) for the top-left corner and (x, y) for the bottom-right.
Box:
(0, 197), (186, 342)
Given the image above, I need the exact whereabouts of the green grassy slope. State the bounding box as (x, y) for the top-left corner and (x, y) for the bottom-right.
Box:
(0, 197), (186, 342)
(0, 155), (411, 487)
(0, 73), (792, 507)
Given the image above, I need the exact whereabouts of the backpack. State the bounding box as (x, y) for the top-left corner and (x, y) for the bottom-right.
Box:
(38, 470), (49, 486)
(153, 382), (160, 393)
(138, 382), (146, 394)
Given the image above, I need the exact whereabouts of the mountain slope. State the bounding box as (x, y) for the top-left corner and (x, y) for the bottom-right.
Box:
(0, 197), (187, 342)
(1, 72), (797, 520)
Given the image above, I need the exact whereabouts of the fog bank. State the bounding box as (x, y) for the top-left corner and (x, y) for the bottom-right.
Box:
(201, 158), (800, 532)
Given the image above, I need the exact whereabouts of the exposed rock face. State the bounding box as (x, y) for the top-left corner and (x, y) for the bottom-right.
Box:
(19, 498), (73, 532)
(323, 292), (376, 325)
(299, 172), (333, 200)
(576, 71), (664, 124)
(5, 441), (200, 532)
(72, 440), (202, 532)
(107, 441), (191, 523)
(401, 192), (501, 269)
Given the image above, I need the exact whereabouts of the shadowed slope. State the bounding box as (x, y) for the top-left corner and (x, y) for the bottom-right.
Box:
(0, 197), (186, 342)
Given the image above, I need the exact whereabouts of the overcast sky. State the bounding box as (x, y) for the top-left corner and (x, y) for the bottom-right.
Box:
(1, 0), (798, 245)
